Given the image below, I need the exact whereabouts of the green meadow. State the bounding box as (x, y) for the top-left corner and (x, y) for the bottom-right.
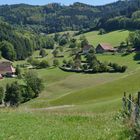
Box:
(0, 30), (139, 139)
(77, 30), (129, 47)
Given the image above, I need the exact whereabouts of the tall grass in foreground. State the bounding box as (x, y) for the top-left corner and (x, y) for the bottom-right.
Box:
(0, 110), (133, 140)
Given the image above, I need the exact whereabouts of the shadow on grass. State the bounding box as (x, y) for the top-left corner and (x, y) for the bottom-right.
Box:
(133, 52), (140, 61)
(121, 53), (131, 57)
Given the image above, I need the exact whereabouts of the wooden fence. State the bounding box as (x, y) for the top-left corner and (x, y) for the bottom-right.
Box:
(122, 92), (140, 123)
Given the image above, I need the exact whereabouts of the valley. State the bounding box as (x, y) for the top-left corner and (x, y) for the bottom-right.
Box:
(0, 29), (139, 139)
(1, 0), (140, 138)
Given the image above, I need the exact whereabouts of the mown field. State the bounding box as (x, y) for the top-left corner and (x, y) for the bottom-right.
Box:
(77, 30), (129, 47)
(0, 30), (138, 139)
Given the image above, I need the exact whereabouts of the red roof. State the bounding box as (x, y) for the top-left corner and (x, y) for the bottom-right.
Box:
(99, 43), (114, 51)
(0, 61), (15, 74)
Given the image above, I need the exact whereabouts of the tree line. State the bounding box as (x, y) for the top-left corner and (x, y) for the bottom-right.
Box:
(0, 21), (55, 61)
(0, 1), (140, 33)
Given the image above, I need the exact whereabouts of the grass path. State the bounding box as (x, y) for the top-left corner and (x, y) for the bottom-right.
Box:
(28, 105), (75, 111)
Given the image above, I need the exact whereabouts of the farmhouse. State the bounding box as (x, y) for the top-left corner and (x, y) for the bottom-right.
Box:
(96, 43), (115, 53)
(82, 45), (93, 54)
(0, 61), (15, 77)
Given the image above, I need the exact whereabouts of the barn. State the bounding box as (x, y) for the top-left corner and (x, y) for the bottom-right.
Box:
(96, 43), (115, 53)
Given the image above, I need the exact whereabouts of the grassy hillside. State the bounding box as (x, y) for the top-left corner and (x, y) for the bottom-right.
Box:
(0, 30), (138, 139)
(28, 53), (139, 111)
(77, 30), (129, 47)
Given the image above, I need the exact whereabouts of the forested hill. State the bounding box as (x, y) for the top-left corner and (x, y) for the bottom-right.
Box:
(0, 21), (54, 60)
(0, 0), (140, 33)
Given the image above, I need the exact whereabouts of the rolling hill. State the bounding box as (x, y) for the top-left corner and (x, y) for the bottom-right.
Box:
(0, 29), (138, 139)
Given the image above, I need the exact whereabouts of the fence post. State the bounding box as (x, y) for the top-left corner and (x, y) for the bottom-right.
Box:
(137, 92), (140, 106)
(135, 103), (139, 122)
(128, 94), (132, 114)
(122, 92), (127, 112)
(134, 92), (140, 122)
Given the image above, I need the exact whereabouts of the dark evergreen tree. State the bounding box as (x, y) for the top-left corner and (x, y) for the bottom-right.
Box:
(4, 82), (22, 106)
(0, 41), (16, 61)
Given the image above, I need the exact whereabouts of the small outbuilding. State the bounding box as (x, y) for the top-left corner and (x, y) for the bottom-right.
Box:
(96, 43), (115, 53)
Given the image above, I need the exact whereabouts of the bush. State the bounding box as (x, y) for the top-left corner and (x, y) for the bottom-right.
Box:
(98, 28), (106, 35)
(39, 49), (47, 58)
(83, 64), (88, 70)
(59, 38), (68, 46)
(4, 82), (22, 106)
(67, 60), (74, 68)
(121, 66), (127, 72)
(27, 57), (40, 67)
(92, 65), (100, 73)
(15, 65), (22, 78)
(69, 42), (77, 48)
(52, 49), (59, 57)
(109, 63), (127, 72)
(39, 60), (49, 68)
(22, 86), (35, 102)
(99, 63), (109, 72)
(0, 87), (4, 104)
(24, 70), (44, 97)
(53, 59), (59, 67)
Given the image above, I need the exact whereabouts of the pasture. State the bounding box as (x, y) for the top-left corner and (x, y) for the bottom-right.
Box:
(77, 30), (129, 47)
(0, 30), (139, 139)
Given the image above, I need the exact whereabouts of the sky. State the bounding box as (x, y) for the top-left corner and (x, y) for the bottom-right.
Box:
(0, 0), (117, 6)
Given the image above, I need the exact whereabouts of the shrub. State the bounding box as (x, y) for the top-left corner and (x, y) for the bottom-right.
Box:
(4, 82), (22, 106)
(15, 65), (22, 78)
(22, 86), (35, 102)
(39, 49), (47, 58)
(98, 28), (106, 35)
(53, 59), (59, 67)
(69, 42), (77, 48)
(121, 66), (127, 72)
(99, 63), (109, 72)
(59, 38), (68, 46)
(24, 70), (44, 97)
(67, 60), (74, 68)
(63, 59), (67, 66)
(39, 60), (49, 68)
(83, 64), (88, 70)
(27, 57), (40, 67)
(0, 87), (4, 104)
(109, 63), (127, 72)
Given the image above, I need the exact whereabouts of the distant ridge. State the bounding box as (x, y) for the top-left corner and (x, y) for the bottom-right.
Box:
(0, 0), (139, 33)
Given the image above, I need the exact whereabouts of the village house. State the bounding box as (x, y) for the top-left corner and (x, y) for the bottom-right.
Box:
(82, 45), (93, 54)
(0, 61), (15, 78)
(96, 43), (115, 53)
